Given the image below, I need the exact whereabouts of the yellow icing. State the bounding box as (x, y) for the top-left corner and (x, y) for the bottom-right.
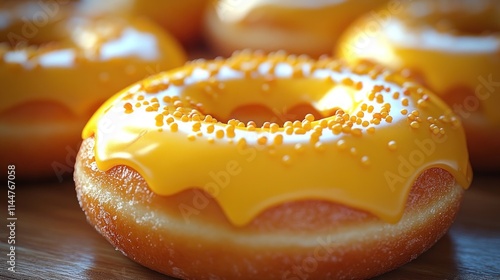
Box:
(0, 15), (186, 116)
(336, 0), (500, 124)
(83, 52), (472, 226)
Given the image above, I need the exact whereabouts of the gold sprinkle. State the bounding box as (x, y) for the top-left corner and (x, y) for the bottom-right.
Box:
(293, 120), (302, 128)
(237, 138), (247, 149)
(315, 142), (326, 152)
(215, 129), (225, 139)
(305, 114), (315, 122)
(192, 122), (201, 132)
(187, 134), (196, 141)
(417, 99), (427, 108)
(319, 119), (328, 128)
(257, 136), (268, 145)
(351, 128), (362, 137)
(282, 155), (292, 165)
(207, 124), (215, 133)
(124, 102), (133, 114)
(261, 122), (271, 129)
(376, 94), (384, 103)
(270, 123), (280, 133)
(361, 156), (370, 166)
(388, 140), (397, 151)
(332, 124), (342, 135)
(170, 77), (185, 86)
(410, 121), (420, 129)
(226, 126), (235, 138)
(342, 77), (354, 86)
(342, 125), (352, 133)
(302, 121), (312, 131)
(355, 81), (363, 90)
(336, 140), (347, 150)
(294, 128), (306, 135)
(164, 116), (174, 124)
(204, 115), (214, 122)
(294, 143), (305, 153)
(155, 114), (164, 127)
(273, 134), (284, 145)
(169, 122), (178, 132)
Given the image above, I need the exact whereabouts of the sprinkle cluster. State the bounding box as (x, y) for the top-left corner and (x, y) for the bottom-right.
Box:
(110, 51), (461, 167)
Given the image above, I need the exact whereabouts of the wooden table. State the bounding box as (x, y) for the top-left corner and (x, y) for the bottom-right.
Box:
(1, 173), (499, 280)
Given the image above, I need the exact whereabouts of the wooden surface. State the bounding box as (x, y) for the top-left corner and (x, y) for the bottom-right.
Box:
(1, 173), (499, 280)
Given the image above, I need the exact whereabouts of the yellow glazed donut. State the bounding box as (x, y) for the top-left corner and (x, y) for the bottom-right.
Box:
(0, 0), (74, 44)
(336, 0), (500, 171)
(75, 51), (472, 279)
(78, 0), (211, 46)
(0, 5), (186, 179)
(204, 0), (388, 57)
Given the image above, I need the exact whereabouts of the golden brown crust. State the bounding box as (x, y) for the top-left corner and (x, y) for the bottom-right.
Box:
(75, 137), (464, 279)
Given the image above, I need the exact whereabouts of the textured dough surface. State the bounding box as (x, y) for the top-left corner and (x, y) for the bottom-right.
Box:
(75, 137), (464, 279)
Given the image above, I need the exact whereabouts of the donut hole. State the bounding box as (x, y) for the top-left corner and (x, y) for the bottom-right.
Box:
(226, 103), (330, 127)
(433, 16), (500, 36)
(186, 79), (355, 127)
(406, 1), (500, 36)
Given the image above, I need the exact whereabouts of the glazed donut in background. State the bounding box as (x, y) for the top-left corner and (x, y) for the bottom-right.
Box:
(75, 51), (472, 279)
(0, 0), (76, 45)
(77, 0), (211, 46)
(0, 4), (186, 179)
(204, 0), (388, 57)
(336, 0), (500, 171)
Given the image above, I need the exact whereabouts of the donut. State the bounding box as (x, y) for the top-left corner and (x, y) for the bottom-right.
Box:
(204, 0), (389, 57)
(75, 51), (472, 279)
(336, 0), (500, 171)
(0, 4), (186, 179)
(77, 0), (211, 46)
